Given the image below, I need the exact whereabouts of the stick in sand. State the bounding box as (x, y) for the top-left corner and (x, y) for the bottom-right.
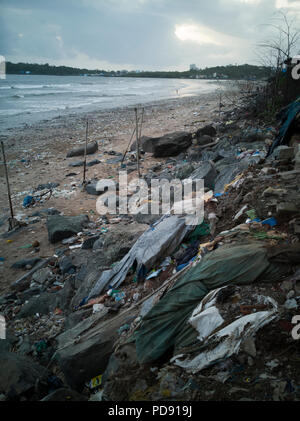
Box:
(135, 108), (141, 178)
(1, 141), (15, 231)
(83, 118), (88, 186)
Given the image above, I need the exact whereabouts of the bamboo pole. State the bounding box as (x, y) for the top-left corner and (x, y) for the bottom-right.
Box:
(83, 119), (88, 186)
(1, 141), (14, 230)
(135, 108), (141, 178)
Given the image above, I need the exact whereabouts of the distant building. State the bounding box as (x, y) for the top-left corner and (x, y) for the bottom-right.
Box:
(190, 64), (198, 71)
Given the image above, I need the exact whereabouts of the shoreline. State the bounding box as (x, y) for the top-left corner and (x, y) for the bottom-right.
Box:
(0, 90), (225, 294)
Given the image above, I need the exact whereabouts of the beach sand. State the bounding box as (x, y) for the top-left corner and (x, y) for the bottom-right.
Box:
(0, 91), (227, 293)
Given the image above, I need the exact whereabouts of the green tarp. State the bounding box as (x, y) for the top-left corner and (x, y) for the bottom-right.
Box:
(135, 243), (287, 364)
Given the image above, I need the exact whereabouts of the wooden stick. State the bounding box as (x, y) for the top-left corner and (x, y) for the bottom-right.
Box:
(1, 141), (14, 230)
(121, 125), (137, 166)
(139, 108), (145, 144)
(83, 119), (88, 185)
(135, 108), (141, 178)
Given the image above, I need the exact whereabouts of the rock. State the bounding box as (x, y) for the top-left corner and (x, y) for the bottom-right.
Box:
(40, 388), (88, 401)
(196, 134), (214, 146)
(11, 258), (41, 270)
(274, 146), (295, 160)
(131, 136), (157, 153)
(81, 235), (100, 250)
(31, 267), (54, 285)
(0, 352), (50, 399)
(36, 182), (59, 191)
(196, 125), (217, 138)
(262, 187), (287, 198)
(106, 156), (123, 164)
(276, 202), (299, 216)
(190, 161), (218, 190)
(85, 179), (116, 196)
(59, 256), (76, 275)
(56, 308), (136, 391)
(17, 292), (56, 318)
(47, 215), (89, 243)
(86, 159), (100, 167)
(152, 132), (193, 157)
(66, 141), (98, 158)
(69, 161), (84, 167)
(11, 259), (51, 292)
(93, 223), (148, 264)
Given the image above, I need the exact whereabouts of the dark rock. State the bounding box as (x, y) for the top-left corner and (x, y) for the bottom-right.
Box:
(47, 215), (89, 243)
(11, 258), (41, 270)
(40, 388), (88, 401)
(56, 308), (138, 391)
(31, 208), (60, 217)
(197, 135), (214, 146)
(152, 132), (193, 157)
(17, 292), (56, 318)
(130, 136), (157, 153)
(81, 235), (100, 250)
(66, 141), (98, 158)
(190, 161), (218, 190)
(35, 182), (59, 191)
(0, 352), (50, 399)
(66, 172), (77, 177)
(11, 259), (51, 292)
(196, 125), (217, 138)
(85, 179), (118, 196)
(59, 256), (76, 275)
(86, 159), (100, 167)
(17, 287), (42, 302)
(69, 161), (84, 167)
(106, 156), (123, 164)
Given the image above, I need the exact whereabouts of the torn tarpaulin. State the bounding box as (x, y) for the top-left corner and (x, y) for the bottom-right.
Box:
(87, 215), (194, 300)
(134, 243), (290, 365)
(267, 96), (300, 157)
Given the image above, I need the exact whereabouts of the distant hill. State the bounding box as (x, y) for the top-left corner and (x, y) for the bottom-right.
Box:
(6, 61), (272, 80)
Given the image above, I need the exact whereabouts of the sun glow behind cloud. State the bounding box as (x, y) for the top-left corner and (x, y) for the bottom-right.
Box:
(175, 24), (223, 46)
(174, 23), (243, 48)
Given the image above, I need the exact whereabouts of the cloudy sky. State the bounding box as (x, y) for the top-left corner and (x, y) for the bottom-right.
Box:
(0, 0), (299, 71)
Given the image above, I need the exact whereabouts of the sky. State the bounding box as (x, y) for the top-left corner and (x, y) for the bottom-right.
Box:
(0, 0), (299, 71)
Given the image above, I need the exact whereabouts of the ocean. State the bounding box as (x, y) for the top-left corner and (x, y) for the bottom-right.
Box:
(0, 74), (219, 133)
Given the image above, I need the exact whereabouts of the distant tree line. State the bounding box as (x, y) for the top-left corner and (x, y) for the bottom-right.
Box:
(6, 61), (272, 80)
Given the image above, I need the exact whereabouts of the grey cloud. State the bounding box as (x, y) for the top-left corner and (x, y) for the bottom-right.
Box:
(0, 0), (299, 70)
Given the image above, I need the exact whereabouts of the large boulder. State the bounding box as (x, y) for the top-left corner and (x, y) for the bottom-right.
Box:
(56, 308), (139, 391)
(0, 352), (50, 399)
(152, 132), (193, 157)
(66, 141), (98, 158)
(130, 136), (157, 153)
(196, 125), (217, 138)
(47, 215), (89, 243)
(92, 223), (148, 263)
